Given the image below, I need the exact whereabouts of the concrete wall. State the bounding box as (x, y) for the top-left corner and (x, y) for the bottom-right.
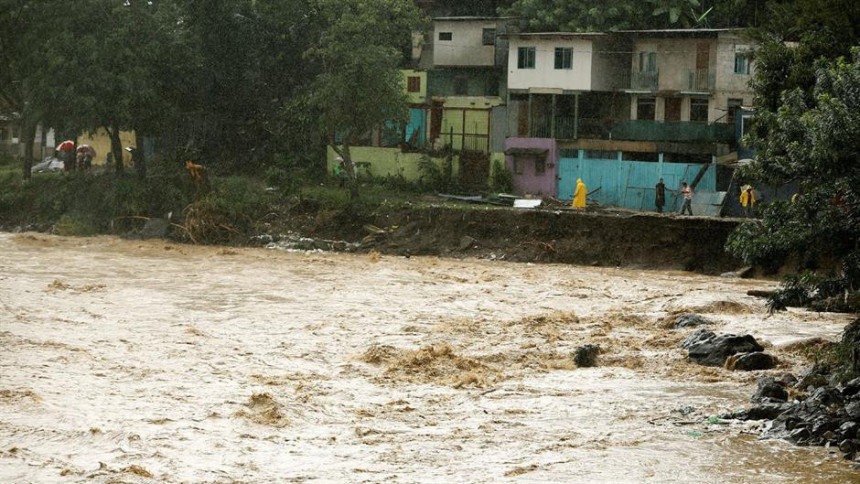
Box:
(433, 19), (497, 67)
(632, 38), (703, 92)
(327, 146), (459, 180)
(507, 37), (594, 91)
(505, 137), (558, 197)
(590, 38), (631, 92)
(402, 69), (428, 104)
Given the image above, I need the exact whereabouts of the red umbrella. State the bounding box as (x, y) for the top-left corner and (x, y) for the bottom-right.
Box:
(76, 144), (96, 157)
(56, 140), (75, 151)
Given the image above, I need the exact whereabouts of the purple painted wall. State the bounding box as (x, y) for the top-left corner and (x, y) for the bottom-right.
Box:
(505, 137), (558, 197)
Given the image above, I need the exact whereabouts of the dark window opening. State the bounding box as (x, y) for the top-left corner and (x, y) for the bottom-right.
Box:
(535, 157), (546, 175)
(734, 52), (750, 74)
(554, 47), (572, 69)
(517, 46), (536, 69)
(513, 157), (525, 175)
(727, 98), (743, 125)
(622, 151), (658, 162)
(407, 76), (421, 93)
(639, 52), (657, 73)
(690, 98), (709, 122)
(482, 28), (496, 46)
(637, 97), (656, 121)
(439, 32), (452, 41)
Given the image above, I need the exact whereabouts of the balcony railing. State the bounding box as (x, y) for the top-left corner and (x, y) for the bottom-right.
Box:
(686, 68), (715, 92)
(611, 120), (733, 143)
(631, 71), (659, 91)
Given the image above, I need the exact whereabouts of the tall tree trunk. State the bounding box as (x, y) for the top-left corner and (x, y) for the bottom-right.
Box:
(134, 131), (145, 179)
(108, 126), (124, 174)
(20, 117), (36, 181)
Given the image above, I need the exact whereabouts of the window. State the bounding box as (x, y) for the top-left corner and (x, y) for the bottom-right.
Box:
(726, 98), (743, 125)
(639, 52), (657, 73)
(10, 124), (20, 141)
(690, 98), (709, 122)
(453, 76), (468, 95)
(637, 97), (656, 121)
(535, 157), (546, 175)
(554, 47), (573, 69)
(407, 76), (421, 93)
(734, 46), (751, 74)
(439, 32), (452, 41)
(741, 114), (753, 137)
(482, 28), (496, 46)
(517, 46), (536, 69)
(513, 157), (525, 175)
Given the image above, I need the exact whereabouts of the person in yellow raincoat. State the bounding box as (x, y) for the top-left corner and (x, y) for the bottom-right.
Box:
(572, 178), (587, 209)
(740, 185), (755, 217)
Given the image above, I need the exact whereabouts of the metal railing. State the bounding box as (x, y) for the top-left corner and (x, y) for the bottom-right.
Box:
(687, 68), (715, 92)
(631, 71), (659, 91)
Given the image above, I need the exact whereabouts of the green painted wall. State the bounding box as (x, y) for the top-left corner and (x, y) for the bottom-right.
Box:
(327, 146), (504, 182)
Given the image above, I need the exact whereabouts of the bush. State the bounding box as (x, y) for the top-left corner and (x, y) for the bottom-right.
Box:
(489, 159), (513, 194)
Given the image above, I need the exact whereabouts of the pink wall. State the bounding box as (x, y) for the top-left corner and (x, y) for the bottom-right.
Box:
(505, 137), (558, 197)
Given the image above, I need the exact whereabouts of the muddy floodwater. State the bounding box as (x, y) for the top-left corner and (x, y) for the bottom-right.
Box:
(1, 233), (858, 483)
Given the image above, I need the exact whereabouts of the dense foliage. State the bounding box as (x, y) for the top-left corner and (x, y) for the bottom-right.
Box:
(728, 38), (860, 312)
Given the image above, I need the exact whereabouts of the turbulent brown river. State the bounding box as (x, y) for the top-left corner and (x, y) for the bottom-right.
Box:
(1, 233), (858, 483)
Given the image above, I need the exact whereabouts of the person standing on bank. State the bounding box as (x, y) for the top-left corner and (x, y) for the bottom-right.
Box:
(572, 178), (587, 209)
(655, 178), (666, 213)
(740, 184), (756, 217)
(680, 182), (693, 216)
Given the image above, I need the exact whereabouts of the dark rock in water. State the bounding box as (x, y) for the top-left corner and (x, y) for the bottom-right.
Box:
(574, 344), (600, 368)
(681, 330), (715, 349)
(730, 352), (776, 371)
(779, 373), (798, 388)
(807, 387), (843, 407)
(752, 377), (788, 403)
(839, 421), (860, 440)
(795, 367), (830, 391)
(682, 331), (764, 367)
(842, 378), (860, 398)
(673, 313), (712, 329)
(729, 402), (789, 420)
(847, 402), (860, 420)
(789, 427), (811, 444)
(139, 218), (169, 239)
(839, 439), (858, 455)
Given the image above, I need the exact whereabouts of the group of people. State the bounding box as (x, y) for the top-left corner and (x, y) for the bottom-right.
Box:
(573, 177), (757, 217)
(653, 178), (694, 215)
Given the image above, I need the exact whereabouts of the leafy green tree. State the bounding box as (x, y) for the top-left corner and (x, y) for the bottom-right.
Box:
(305, 0), (423, 199)
(727, 52), (860, 311)
(0, 0), (46, 179)
(503, 0), (766, 32)
(27, 0), (184, 174)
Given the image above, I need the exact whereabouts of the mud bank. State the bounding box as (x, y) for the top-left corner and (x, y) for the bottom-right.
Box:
(274, 205), (743, 274)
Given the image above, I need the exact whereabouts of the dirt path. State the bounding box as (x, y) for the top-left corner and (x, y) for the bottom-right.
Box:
(0, 233), (855, 483)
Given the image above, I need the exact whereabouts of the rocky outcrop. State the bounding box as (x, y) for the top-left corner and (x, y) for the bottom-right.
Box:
(681, 330), (764, 367)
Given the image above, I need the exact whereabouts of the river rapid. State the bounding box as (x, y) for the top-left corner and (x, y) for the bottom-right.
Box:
(1, 233), (857, 483)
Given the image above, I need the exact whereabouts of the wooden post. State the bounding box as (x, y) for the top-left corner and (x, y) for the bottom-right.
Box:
(527, 92), (533, 137)
(574, 93), (580, 139)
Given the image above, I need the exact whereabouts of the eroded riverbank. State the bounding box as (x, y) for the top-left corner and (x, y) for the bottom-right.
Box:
(0, 233), (856, 483)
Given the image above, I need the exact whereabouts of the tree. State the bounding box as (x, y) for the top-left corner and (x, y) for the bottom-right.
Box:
(0, 0), (46, 179)
(26, 0), (184, 175)
(727, 52), (860, 311)
(305, 0), (423, 199)
(502, 0), (766, 32)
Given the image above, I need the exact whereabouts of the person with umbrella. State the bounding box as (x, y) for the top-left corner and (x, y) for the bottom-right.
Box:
(77, 145), (96, 173)
(56, 140), (76, 172)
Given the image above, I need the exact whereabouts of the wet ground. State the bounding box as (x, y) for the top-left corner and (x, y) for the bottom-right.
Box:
(1, 233), (858, 483)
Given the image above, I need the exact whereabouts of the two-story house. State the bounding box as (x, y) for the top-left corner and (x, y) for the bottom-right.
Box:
(503, 29), (755, 212)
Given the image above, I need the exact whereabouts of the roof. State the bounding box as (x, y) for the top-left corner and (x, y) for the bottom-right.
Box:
(616, 28), (744, 38)
(503, 32), (606, 39)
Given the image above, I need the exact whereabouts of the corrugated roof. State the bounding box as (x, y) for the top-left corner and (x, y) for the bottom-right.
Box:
(504, 32), (606, 38)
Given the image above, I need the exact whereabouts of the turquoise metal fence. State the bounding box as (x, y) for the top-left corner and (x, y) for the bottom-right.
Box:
(558, 151), (716, 211)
